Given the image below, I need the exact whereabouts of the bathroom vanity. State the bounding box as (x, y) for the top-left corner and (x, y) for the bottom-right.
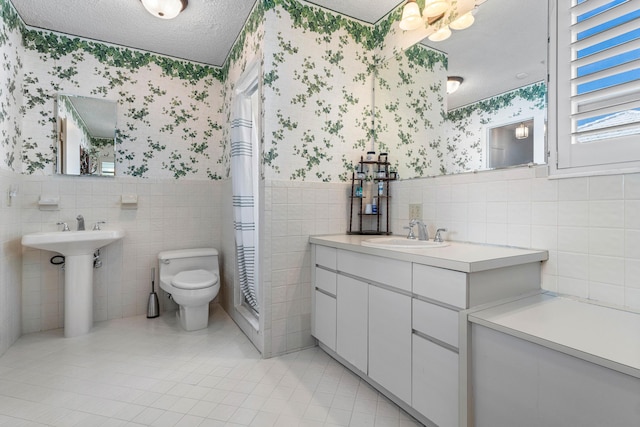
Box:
(468, 293), (640, 427)
(310, 234), (548, 427)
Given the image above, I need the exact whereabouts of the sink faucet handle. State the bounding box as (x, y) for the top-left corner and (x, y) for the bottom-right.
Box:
(56, 221), (70, 231)
(434, 228), (448, 243)
(404, 224), (416, 240)
(93, 221), (106, 231)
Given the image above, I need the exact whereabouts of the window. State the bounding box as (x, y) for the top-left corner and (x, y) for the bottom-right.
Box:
(488, 120), (535, 169)
(551, 0), (640, 176)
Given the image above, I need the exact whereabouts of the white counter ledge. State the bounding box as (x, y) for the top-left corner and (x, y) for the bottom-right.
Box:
(469, 292), (640, 379)
(309, 234), (548, 273)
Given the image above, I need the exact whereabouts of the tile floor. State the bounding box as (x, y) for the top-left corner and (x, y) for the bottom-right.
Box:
(0, 305), (422, 426)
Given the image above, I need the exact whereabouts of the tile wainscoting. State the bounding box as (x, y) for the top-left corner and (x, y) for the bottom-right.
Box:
(390, 166), (640, 310)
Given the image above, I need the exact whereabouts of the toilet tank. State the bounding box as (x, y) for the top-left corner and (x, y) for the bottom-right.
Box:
(158, 248), (220, 279)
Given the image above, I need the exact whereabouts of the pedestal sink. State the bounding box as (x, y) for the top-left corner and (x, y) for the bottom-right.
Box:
(22, 229), (125, 337)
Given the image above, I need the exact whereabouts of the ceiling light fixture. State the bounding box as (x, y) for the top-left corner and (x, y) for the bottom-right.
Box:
(423, 0), (450, 19)
(399, 0), (423, 31)
(447, 76), (463, 94)
(515, 123), (529, 140)
(141, 0), (188, 20)
(449, 10), (475, 30)
(428, 25), (452, 42)
(398, 0), (477, 41)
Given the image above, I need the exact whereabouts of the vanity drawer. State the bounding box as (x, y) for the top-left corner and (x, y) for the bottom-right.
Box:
(413, 264), (467, 308)
(337, 250), (411, 292)
(315, 245), (337, 270)
(315, 267), (337, 295)
(413, 298), (459, 349)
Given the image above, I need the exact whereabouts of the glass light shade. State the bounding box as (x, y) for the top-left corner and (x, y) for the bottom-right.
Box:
(446, 77), (463, 94)
(141, 0), (187, 19)
(399, 1), (423, 31)
(515, 123), (529, 139)
(428, 25), (452, 42)
(450, 11), (475, 30)
(423, 0), (450, 18)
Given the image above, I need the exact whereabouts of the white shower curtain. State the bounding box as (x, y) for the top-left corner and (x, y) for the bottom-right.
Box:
(231, 93), (259, 311)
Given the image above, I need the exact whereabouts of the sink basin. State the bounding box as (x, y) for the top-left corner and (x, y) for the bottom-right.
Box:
(22, 228), (125, 338)
(22, 229), (125, 256)
(362, 237), (449, 249)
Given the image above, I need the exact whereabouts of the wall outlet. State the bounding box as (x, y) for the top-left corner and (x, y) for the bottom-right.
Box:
(409, 204), (422, 220)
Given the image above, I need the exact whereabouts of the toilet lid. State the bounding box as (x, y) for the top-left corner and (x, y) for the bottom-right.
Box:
(172, 269), (218, 290)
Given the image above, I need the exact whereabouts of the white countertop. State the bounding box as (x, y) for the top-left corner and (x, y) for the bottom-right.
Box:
(309, 234), (548, 273)
(469, 293), (640, 379)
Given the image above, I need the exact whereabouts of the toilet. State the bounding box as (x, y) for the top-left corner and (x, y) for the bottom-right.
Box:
(158, 248), (220, 331)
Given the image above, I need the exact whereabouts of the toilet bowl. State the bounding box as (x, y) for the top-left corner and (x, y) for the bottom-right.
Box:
(158, 248), (220, 331)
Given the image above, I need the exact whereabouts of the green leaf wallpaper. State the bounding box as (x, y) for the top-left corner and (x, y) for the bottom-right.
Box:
(376, 45), (447, 177)
(0, 0), (22, 171)
(262, 2), (384, 182)
(19, 31), (227, 179)
(0, 0), (546, 182)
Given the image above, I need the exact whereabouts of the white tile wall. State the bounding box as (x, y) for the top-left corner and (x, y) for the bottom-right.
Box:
(261, 180), (349, 358)
(390, 166), (640, 310)
(7, 164), (640, 359)
(19, 174), (223, 334)
(0, 170), (22, 356)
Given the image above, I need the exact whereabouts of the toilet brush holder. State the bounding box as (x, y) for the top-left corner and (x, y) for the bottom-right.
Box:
(147, 267), (160, 318)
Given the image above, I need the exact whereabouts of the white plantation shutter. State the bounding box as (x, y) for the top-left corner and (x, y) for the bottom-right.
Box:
(554, 0), (640, 174)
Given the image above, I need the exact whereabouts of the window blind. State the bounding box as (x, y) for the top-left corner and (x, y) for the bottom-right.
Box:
(556, 0), (640, 171)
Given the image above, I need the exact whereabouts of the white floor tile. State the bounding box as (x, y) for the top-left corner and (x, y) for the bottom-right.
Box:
(0, 305), (422, 427)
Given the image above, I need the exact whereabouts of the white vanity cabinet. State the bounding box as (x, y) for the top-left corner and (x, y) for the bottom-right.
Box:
(312, 246), (337, 351)
(336, 274), (368, 373)
(310, 235), (547, 427)
(369, 285), (412, 403)
(412, 299), (460, 427)
(413, 334), (458, 427)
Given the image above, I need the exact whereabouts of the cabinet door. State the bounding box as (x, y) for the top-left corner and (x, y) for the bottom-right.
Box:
(412, 334), (459, 427)
(368, 285), (412, 403)
(314, 290), (336, 351)
(336, 275), (368, 374)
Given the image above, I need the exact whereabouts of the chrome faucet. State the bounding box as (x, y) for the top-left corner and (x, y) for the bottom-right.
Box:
(414, 220), (429, 241)
(57, 221), (70, 231)
(76, 215), (85, 231)
(434, 228), (448, 243)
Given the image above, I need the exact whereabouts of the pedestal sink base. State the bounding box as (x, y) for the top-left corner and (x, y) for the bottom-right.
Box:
(21, 229), (125, 338)
(64, 254), (94, 338)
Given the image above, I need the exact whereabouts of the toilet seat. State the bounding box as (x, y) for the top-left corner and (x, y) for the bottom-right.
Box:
(172, 269), (218, 290)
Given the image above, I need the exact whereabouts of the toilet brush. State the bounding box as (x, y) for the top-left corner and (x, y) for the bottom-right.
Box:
(147, 267), (160, 318)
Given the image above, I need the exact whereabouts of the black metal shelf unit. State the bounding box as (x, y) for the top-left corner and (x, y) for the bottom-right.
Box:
(348, 155), (396, 235)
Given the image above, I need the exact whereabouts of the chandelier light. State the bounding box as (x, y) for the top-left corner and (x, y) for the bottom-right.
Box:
(450, 11), (475, 30)
(399, 0), (477, 41)
(515, 123), (529, 140)
(399, 0), (423, 31)
(428, 25), (452, 42)
(141, 0), (188, 19)
(423, 0), (450, 19)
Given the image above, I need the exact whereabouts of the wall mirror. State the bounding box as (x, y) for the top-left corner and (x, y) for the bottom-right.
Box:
(488, 119), (534, 169)
(56, 95), (117, 177)
(379, 0), (548, 175)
